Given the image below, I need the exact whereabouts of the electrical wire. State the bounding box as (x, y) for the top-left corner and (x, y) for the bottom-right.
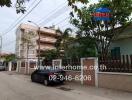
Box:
(37, 1), (67, 25)
(2, 0), (43, 37)
(1, 0), (37, 35)
(2, 1), (71, 50)
(39, 6), (68, 25)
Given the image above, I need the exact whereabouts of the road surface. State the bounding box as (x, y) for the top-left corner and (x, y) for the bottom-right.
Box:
(0, 72), (131, 100)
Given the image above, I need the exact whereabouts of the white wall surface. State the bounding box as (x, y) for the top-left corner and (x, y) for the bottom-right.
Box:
(110, 38), (132, 55)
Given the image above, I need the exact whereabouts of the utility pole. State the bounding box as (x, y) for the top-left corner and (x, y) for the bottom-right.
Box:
(28, 21), (41, 68)
(38, 27), (41, 67)
(0, 36), (2, 61)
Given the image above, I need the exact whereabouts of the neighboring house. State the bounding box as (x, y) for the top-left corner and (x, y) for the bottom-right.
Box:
(0, 53), (13, 62)
(0, 53), (7, 62)
(16, 24), (60, 74)
(0, 53), (16, 70)
(110, 24), (132, 59)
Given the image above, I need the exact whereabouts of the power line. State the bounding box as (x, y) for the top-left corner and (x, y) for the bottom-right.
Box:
(2, 0), (68, 36)
(1, 1), (72, 54)
(2, 0), (43, 37)
(37, 1), (67, 25)
(2, 24), (70, 49)
(39, 5), (69, 25)
(2, 0), (37, 36)
(60, 23), (71, 28)
(2, 40), (16, 49)
(2, 24), (74, 50)
(4, 3), (68, 45)
(37, 2), (71, 29)
(3, 40), (16, 46)
(2, 1), (67, 49)
(2, 1), (70, 49)
(3, 17), (71, 48)
(55, 16), (70, 26)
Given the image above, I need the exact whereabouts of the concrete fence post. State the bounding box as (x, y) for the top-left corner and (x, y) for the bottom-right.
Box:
(81, 57), (98, 87)
(8, 62), (12, 71)
(16, 60), (20, 72)
(52, 59), (62, 69)
(16, 61), (19, 72)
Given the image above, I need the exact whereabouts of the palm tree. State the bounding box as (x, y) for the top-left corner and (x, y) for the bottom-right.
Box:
(55, 28), (74, 58)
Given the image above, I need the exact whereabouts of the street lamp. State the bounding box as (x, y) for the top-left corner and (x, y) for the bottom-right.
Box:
(28, 21), (41, 68)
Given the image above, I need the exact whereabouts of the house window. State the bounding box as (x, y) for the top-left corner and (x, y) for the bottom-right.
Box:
(111, 47), (121, 60)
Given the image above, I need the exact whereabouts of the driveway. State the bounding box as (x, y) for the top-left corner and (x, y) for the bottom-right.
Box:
(0, 71), (131, 100)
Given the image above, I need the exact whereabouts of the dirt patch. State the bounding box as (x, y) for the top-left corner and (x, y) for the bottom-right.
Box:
(8, 73), (14, 75)
(57, 87), (73, 91)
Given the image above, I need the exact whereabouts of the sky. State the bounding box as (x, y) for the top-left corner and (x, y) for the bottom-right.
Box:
(0, 0), (98, 53)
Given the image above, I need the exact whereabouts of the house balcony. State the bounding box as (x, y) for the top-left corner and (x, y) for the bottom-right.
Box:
(37, 40), (56, 45)
(35, 45), (55, 56)
(39, 45), (56, 51)
(40, 37), (57, 42)
(38, 37), (57, 45)
(39, 28), (61, 37)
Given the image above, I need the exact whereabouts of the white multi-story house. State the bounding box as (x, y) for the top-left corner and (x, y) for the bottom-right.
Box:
(16, 24), (60, 74)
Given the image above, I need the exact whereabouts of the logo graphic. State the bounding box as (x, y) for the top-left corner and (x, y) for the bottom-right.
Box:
(92, 7), (111, 21)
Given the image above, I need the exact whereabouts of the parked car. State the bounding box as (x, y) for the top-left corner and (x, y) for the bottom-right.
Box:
(31, 67), (66, 86)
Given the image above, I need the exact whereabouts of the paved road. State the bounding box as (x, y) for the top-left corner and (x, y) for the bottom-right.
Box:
(0, 72), (132, 100)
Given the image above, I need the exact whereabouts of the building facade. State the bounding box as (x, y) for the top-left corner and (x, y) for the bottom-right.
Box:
(16, 24), (60, 74)
(110, 24), (132, 57)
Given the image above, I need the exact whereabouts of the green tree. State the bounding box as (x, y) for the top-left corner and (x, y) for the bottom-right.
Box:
(65, 37), (97, 59)
(55, 28), (96, 59)
(0, 0), (11, 7)
(70, 0), (132, 57)
(40, 28), (73, 60)
(40, 50), (58, 60)
(5, 54), (16, 62)
(55, 28), (74, 58)
(0, 0), (28, 13)
(41, 27), (96, 59)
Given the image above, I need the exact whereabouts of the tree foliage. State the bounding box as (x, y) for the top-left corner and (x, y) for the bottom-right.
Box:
(41, 27), (97, 59)
(41, 50), (58, 60)
(68, 0), (89, 17)
(55, 28), (73, 52)
(40, 28), (73, 60)
(65, 37), (97, 59)
(5, 54), (16, 62)
(55, 28), (96, 59)
(70, 0), (132, 57)
(0, 0), (11, 7)
(0, 0), (29, 13)
(15, 0), (29, 13)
